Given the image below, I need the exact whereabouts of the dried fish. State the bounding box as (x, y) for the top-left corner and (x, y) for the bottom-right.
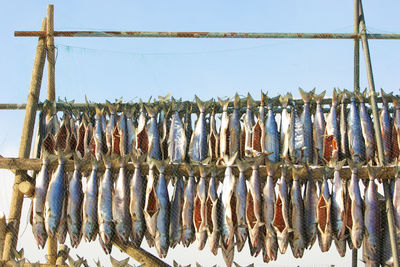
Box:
(313, 91), (326, 164)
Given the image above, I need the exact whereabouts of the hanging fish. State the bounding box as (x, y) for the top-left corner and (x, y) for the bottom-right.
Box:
(393, 98), (400, 160)
(323, 89), (340, 163)
(316, 167), (333, 252)
(169, 169), (184, 248)
(106, 101), (118, 155)
(303, 164), (318, 249)
(206, 166), (221, 256)
(183, 104), (193, 163)
(84, 119), (94, 159)
(182, 165), (196, 247)
(143, 162), (157, 242)
(363, 165), (380, 263)
(288, 100), (303, 164)
(229, 93), (241, 157)
(153, 160), (170, 258)
(313, 91), (326, 165)
(125, 107), (136, 154)
(289, 166), (306, 259)
(241, 94), (255, 157)
(331, 159), (347, 257)
(98, 155), (114, 247)
(209, 107), (219, 163)
(46, 102), (60, 136)
(219, 97), (230, 159)
(252, 92), (265, 156)
(159, 106), (171, 161)
(357, 89), (376, 164)
(262, 161), (279, 262)
(194, 165), (208, 250)
(168, 100), (187, 164)
(94, 107), (106, 161)
(145, 105), (162, 160)
(380, 89), (394, 163)
(246, 156), (263, 256)
(130, 151), (146, 248)
(393, 166), (400, 240)
(83, 158), (100, 242)
(136, 101), (149, 155)
(31, 110), (47, 170)
(299, 88), (315, 164)
(32, 151), (52, 248)
(118, 112), (129, 156)
(347, 93), (365, 163)
(188, 96), (209, 162)
(56, 192), (68, 244)
(67, 155), (84, 248)
(235, 159), (250, 252)
(265, 101), (280, 163)
(346, 160), (364, 249)
(220, 153), (238, 267)
(338, 89), (350, 160)
(272, 165), (291, 254)
(280, 93), (292, 160)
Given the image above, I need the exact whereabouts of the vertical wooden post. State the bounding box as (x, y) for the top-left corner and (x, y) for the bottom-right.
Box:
(0, 215), (5, 257)
(1, 18), (47, 261)
(358, 1), (400, 266)
(45, 4), (57, 266)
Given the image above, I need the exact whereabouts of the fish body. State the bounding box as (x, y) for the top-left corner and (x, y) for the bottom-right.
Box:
(313, 91), (326, 164)
(316, 171), (333, 252)
(364, 169), (379, 262)
(126, 109), (136, 154)
(242, 94), (255, 157)
(290, 169), (306, 258)
(339, 90), (350, 160)
(56, 193), (68, 244)
(146, 106), (162, 160)
(98, 158), (114, 246)
(45, 156), (67, 237)
(169, 173), (184, 248)
(209, 109), (219, 162)
(83, 161), (99, 241)
(357, 91), (376, 163)
(219, 98), (230, 159)
(136, 106), (149, 155)
(106, 103), (118, 154)
(31, 110), (46, 161)
(393, 99), (400, 159)
(347, 96), (365, 163)
(32, 156), (50, 248)
(144, 164), (158, 241)
(235, 160), (249, 252)
(280, 94), (292, 159)
(263, 165), (278, 262)
(252, 94), (265, 156)
(184, 105), (193, 162)
(229, 94), (241, 157)
(347, 164), (364, 249)
(194, 167), (208, 250)
(189, 97), (208, 161)
(323, 89), (340, 163)
(182, 169), (196, 247)
(288, 103), (303, 164)
(94, 109), (106, 160)
(168, 111), (187, 163)
(67, 160), (83, 248)
(118, 113), (129, 156)
(206, 170), (221, 255)
(304, 169), (318, 249)
(265, 105), (280, 163)
(380, 89), (393, 163)
(299, 88), (314, 164)
(393, 172), (400, 239)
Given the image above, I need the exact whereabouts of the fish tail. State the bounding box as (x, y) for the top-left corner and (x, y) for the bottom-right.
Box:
(236, 158), (251, 172)
(381, 88), (393, 104)
(313, 91), (326, 104)
(95, 105), (104, 119)
(218, 97), (230, 111)
(151, 158), (166, 173)
(337, 89), (347, 103)
(265, 160), (280, 175)
(158, 93), (172, 103)
(331, 159), (346, 171)
(102, 153), (112, 168)
(171, 97), (183, 112)
(260, 91), (267, 106)
(299, 87), (315, 103)
(144, 104), (158, 118)
(347, 158), (363, 171)
(367, 163), (381, 179)
(279, 93), (293, 107)
(247, 93), (255, 108)
(393, 97), (400, 109)
(234, 93), (240, 109)
(198, 164), (209, 177)
(332, 88), (338, 105)
(195, 95), (208, 113)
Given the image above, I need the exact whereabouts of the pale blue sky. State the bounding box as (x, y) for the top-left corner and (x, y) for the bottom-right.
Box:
(0, 1), (399, 266)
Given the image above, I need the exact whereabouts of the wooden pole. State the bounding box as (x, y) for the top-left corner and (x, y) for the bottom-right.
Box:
(358, 1), (400, 266)
(1, 18), (47, 261)
(0, 215), (5, 257)
(45, 4), (58, 265)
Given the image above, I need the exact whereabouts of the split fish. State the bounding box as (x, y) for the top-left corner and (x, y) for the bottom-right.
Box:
(106, 102), (118, 155)
(206, 166), (221, 255)
(316, 167), (333, 252)
(136, 102), (149, 155)
(194, 165), (208, 250)
(323, 89), (340, 163)
(209, 107), (219, 162)
(252, 92), (265, 156)
(188, 96), (208, 162)
(338, 89), (350, 160)
(235, 159), (249, 252)
(182, 165), (196, 247)
(143, 162), (157, 242)
(242, 94), (255, 158)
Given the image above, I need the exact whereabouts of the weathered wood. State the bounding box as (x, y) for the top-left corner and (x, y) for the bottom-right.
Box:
(0, 261), (68, 267)
(112, 238), (170, 267)
(0, 215), (5, 257)
(55, 244), (69, 265)
(2, 18), (47, 261)
(18, 181), (34, 198)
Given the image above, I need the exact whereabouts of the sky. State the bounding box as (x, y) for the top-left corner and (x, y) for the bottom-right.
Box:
(0, 1), (399, 266)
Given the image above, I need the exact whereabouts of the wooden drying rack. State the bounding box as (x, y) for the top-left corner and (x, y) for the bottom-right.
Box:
(1, 2), (400, 266)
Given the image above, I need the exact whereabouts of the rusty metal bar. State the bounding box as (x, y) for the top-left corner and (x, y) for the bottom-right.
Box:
(14, 31), (400, 39)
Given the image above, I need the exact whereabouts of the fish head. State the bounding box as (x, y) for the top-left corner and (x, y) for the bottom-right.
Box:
(352, 226), (364, 249)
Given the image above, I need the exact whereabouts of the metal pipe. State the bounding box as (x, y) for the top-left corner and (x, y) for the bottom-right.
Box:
(14, 30), (400, 39)
(359, 0), (400, 266)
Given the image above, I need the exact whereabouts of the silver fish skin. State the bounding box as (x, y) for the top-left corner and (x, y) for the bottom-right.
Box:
(304, 169), (318, 249)
(130, 155), (146, 248)
(98, 158), (114, 246)
(136, 105), (148, 155)
(126, 109), (136, 154)
(220, 155), (238, 253)
(331, 161), (347, 257)
(243, 94), (255, 157)
(113, 160), (132, 244)
(105, 103), (118, 154)
(194, 167), (208, 250)
(188, 97), (208, 161)
(265, 105), (280, 163)
(357, 91), (376, 163)
(169, 172), (184, 248)
(154, 163), (170, 258)
(219, 97), (230, 159)
(363, 169), (379, 262)
(168, 110), (187, 163)
(229, 94), (241, 157)
(118, 113), (129, 156)
(206, 170), (221, 255)
(280, 94), (292, 159)
(67, 160), (83, 248)
(263, 165), (278, 262)
(56, 193), (68, 244)
(290, 169), (306, 259)
(209, 108), (219, 162)
(94, 109), (105, 161)
(393, 172), (400, 238)
(146, 106), (162, 160)
(272, 167), (291, 254)
(288, 103), (303, 164)
(45, 156), (67, 237)
(83, 161), (99, 241)
(316, 171), (333, 252)
(182, 168), (196, 247)
(380, 89), (393, 163)
(183, 105), (193, 162)
(31, 110), (46, 161)
(98, 235), (112, 254)
(347, 164), (364, 249)
(251, 93), (265, 155)
(323, 89), (340, 163)
(339, 90), (350, 160)
(347, 96), (365, 163)
(299, 88), (314, 164)
(313, 91), (326, 164)
(144, 164), (158, 239)
(235, 160), (249, 252)
(246, 159), (263, 256)
(32, 156), (50, 248)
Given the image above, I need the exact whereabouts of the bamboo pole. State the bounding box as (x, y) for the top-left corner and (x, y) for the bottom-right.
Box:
(0, 261), (68, 267)
(45, 4), (57, 265)
(1, 18), (47, 261)
(359, 1), (400, 266)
